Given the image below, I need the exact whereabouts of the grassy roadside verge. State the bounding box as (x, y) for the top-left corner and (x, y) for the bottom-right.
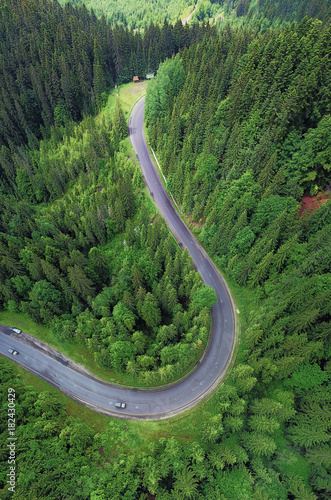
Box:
(113, 80), (148, 116)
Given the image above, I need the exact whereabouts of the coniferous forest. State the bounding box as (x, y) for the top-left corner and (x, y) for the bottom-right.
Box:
(0, 0), (330, 499)
(60, 0), (331, 29)
(59, 0), (197, 28)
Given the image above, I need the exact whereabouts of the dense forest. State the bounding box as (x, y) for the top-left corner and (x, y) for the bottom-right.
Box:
(61, 0), (331, 30)
(0, 0), (213, 149)
(0, 0), (215, 382)
(59, 0), (196, 28)
(145, 14), (331, 499)
(0, 107), (215, 382)
(193, 0), (331, 26)
(0, 0), (331, 498)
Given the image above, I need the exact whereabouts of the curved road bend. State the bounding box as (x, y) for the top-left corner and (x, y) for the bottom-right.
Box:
(0, 97), (235, 420)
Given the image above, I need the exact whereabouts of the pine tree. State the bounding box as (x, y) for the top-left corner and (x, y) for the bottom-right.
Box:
(261, 165), (286, 200)
(235, 249), (258, 286)
(173, 466), (199, 499)
(244, 432), (277, 457)
(68, 265), (95, 300)
(248, 251), (274, 287)
(306, 445), (331, 467)
(141, 292), (161, 328)
(112, 101), (127, 148)
(257, 152), (277, 189)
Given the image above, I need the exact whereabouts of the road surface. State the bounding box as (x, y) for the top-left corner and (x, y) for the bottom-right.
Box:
(0, 97), (236, 420)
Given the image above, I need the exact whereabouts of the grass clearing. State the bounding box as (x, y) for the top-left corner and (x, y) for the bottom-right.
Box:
(98, 81), (147, 123)
(120, 80), (147, 106)
(130, 402), (208, 445)
(0, 310), (61, 348)
(115, 81), (147, 113)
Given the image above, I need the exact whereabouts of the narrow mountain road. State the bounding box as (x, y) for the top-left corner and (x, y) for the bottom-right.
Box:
(0, 97), (236, 420)
(182, 2), (198, 25)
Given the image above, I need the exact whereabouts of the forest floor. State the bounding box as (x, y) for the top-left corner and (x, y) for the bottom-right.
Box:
(300, 190), (329, 216)
(186, 216), (206, 230)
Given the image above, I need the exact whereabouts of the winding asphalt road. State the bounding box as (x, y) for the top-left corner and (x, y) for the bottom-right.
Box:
(0, 96), (236, 420)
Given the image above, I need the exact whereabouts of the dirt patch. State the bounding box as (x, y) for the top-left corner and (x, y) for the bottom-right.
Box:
(190, 219), (206, 229)
(300, 192), (329, 217)
(150, 214), (159, 224)
(185, 214), (206, 229)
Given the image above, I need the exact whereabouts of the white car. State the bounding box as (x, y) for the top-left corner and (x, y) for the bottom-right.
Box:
(11, 327), (21, 334)
(8, 348), (18, 355)
(115, 402), (126, 409)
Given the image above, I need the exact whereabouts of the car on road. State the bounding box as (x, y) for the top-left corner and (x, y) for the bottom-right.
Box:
(8, 348), (18, 355)
(10, 327), (21, 334)
(115, 402), (126, 409)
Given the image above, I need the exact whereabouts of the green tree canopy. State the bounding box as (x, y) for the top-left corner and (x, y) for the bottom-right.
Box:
(191, 286), (217, 312)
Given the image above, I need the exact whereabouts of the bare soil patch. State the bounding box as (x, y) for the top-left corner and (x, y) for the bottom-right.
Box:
(300, 191), (329, 216)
